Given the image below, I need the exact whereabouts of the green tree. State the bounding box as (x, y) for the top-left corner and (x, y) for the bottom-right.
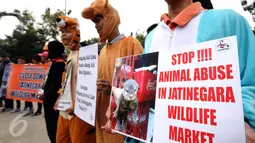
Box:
(81, 38), (105, 54)
(3, 10), (39, 62)
(0, 39), (8, 55)
(241, 0), (255, 21)
(81, 31), (146, 55)
(0, 9), (24, 23)
(241, 0), (255, 34)
(37, 8), (64, 43)
(135, 31), (146, 48)
(1, 8), (64, 62)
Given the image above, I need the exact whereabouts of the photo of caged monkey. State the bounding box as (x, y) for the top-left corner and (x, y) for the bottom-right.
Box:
(113, 79), (139, 132)
(110, 52), (158, 142)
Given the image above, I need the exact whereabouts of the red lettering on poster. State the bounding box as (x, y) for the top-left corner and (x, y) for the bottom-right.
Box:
(159, 64), (233, 83)
(168, 86), (235, 103)
(168, 105), (217, 126)
(169, 125), (215, 143)
(158, 87), (167, 99)
(172, 51), (195, 65)
(197, 48), (213, 62)
(193, 65), (234, 81)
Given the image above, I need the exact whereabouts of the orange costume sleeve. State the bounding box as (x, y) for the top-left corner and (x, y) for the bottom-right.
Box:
(96, 37), (143, 143)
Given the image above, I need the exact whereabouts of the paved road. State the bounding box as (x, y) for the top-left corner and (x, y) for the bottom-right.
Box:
(0, 102), (49, 143)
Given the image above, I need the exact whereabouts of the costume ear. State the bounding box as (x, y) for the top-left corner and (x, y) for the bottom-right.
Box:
(81, 7), (95, 19)
(104, 0), (108, 8)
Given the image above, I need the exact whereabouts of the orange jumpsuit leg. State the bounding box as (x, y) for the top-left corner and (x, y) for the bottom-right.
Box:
(96, 94), (124, 143)
(70, 116), (96, 143)
(56, 115), (72, 143)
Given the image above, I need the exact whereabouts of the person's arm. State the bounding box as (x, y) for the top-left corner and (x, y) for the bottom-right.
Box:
(230, 11), (255, 133)
(199, 10), (255, 133)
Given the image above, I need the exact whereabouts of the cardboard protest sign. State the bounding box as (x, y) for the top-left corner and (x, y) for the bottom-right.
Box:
(6, 64), (50, 103)
(110, 52), (158, 142)
(153, 36), (246, 143)
(75, 43), (98, 126)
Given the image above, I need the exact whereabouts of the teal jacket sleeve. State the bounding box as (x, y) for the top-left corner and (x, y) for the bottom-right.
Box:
(198, 10), (255, 131)
(234, 12), (255, 131)
(144, 29), (156, 54)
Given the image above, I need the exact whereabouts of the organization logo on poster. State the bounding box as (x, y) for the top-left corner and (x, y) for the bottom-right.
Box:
(215, 39), (231, 52)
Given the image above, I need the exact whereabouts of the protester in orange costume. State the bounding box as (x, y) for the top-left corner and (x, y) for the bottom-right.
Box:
(82, 0), (143, 143)
(54, 15), (96, 143)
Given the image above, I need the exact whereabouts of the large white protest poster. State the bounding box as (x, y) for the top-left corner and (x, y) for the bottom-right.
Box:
(74, 43), (98, 126)
(153, 36), (246, 143)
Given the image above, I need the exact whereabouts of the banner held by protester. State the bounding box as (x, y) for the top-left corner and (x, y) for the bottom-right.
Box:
(6, 64), (50, 103)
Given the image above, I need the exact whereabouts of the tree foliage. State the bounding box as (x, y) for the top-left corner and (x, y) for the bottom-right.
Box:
(81, 31), (146, 55)
(135, 31), (146, 48)
(0, 7), (146, 61)
(0, 9), (24, 23)
(37, 8), (64, 43)
(0, 8), (64, 62)
(81, 38), (105, 54)
(241, 0), (255, 22)
(241, 0), (255, 33)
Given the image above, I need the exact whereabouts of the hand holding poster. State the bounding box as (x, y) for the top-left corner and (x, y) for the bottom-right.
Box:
(74, 43), (98, 126)
(7, 64), (50, 103)
(153, 36), (246, 143)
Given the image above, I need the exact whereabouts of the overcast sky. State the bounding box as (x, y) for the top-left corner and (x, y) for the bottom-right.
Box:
(0, 0), (254, 41)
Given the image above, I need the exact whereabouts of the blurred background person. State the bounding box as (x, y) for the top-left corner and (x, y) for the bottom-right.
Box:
(0, 57), (4, 107)
(10, 57), (26, 113)
(23, 55), (42, 116)
(39, 51), (50, 65)
(32, 55), (43, 116)
(0, 54), (13, 112)
(38, 40), (65, 143)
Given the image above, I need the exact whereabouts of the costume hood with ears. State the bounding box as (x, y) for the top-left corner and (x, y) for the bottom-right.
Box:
(56, 16), (81, 50)
(48, 40), (65, 60)
(81, 0), (121, 43)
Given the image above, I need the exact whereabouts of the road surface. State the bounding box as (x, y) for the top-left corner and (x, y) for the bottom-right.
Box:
(0, 102), (49, 143)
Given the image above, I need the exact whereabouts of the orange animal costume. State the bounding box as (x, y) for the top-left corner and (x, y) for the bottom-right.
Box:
(82, 1), (143, 143)
(55, 16), (95, 143)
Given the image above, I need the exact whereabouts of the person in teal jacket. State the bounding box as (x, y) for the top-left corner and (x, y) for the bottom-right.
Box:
(144, 0), (255, 142)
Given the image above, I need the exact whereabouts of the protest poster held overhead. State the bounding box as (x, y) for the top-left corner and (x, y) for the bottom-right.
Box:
(153, 36), (246, 143)
(74, 43), (98, 126)
(109, 52), (158, 143)
(6, 64), (50, 103)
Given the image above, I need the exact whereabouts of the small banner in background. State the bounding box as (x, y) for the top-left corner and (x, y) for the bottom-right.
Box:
(6, 64), (50, 103)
